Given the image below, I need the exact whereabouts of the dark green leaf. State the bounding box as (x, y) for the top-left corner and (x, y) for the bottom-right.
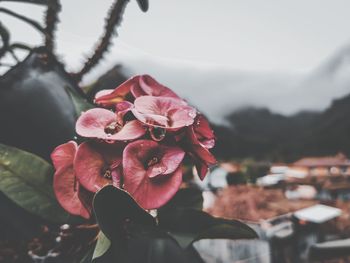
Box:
(0, 143), (70, 223)
(159, 187), (203, 212)
(65, 85), (94, 117)
(93, 186), (196, 263)
(92, 224), (194, 263)
(158, 208), (258, 248)
(93, 185), (156, 240)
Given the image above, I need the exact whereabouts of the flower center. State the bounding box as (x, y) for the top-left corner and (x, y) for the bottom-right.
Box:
(104, 121), (122, 135)
(102, 168), (112, 179)
(149, 127), (166, 141)
(147, 157), (159, 167)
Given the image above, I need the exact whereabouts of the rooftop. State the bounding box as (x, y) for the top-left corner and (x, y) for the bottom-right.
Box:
(293, 153), (350, 167)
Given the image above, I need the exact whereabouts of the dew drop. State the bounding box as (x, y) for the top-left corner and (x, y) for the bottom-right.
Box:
(188, 111), (196, 118)
(150, 127), (166, 142)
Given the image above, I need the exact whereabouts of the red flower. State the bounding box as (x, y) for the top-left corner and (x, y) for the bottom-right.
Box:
(51, 141), (93, 219)
(132, 75), (180, 98)
(94, 75), (179, 107)
(94, 76), (139, 107)
(123, 140), (185, 209)
(132, 96), (196, 130)
(193, 114), (215, 149)
(74, 142), (123, 192)
(76, 108), (146, 141)
(186, 115), (217, 179)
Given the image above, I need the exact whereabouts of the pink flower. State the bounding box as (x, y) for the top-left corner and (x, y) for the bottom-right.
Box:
(193, 114), (215, 149)
(131, 75), (180, 98)
(76, 108), (146, 141)
(132, 96), (196, 130)
(94, 76), (139, 107)
(51, 141), (93, 219)
(185, 115), (217, 179)
(94, 75), (180, 107)
(123, 140), (185, 209)
(74, 142), (123, 192)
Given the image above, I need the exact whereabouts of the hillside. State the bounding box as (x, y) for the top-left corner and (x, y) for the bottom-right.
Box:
(213, 93), (350, 161)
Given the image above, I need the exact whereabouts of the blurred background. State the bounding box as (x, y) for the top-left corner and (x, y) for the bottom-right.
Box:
(2, 0), (350, 262)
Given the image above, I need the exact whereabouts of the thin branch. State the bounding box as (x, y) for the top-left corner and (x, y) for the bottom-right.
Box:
(10, 42), (32, 51)
(0, 7), (45, 34)
(44, 0), (61, 53)
(0, 0), (49, 5)
(9, 49), (19, 62)
(0, 22), (10, 60)
(8, 43), (32, 62)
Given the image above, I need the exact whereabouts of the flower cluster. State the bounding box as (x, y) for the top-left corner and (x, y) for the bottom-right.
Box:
(51, 75), (216, 218)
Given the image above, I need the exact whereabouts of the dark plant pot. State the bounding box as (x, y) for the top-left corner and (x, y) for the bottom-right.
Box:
(0, 47), (83, 161)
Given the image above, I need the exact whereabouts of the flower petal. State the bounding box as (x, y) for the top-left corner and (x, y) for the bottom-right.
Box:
(51, 141), (77, 174)
(95, 89), (114, 100)
(131, 75), (180, 98)
(194, 115), (215, 149)
(53, 167), (91, 219)
(125, 165), (183, 210)
(76, 108), (145, 141)
(74, 142), (122, 192)
(76, 108), (116, 139)
(107, 120), (146, 141)
(95, 76), (139, 106)
(115, 101), (134, 124)
(133, 96), (196, 129)
(147, 144), (185, 178)
(184, 125), (217, 180)
(123, 140), (184, 209)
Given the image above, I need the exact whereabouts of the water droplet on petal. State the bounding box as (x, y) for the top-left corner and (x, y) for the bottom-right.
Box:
(188, 111), (196, 118)
(150, 127), (166, 141)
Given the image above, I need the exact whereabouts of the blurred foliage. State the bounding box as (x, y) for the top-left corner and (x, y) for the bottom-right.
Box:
(0, 143), (70, 223)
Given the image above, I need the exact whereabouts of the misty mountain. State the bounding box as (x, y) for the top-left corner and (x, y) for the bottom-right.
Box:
(213, 93), (350, 161)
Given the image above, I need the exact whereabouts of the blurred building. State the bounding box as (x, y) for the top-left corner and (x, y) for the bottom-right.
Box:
(292, 153), (350, 176)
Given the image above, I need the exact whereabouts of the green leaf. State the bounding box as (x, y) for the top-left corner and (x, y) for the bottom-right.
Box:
(92, 231), (111, 262)
(65, 85), (94, 117)
(93, 186), (197, 263)
(93, 185), (156, 240)
(0, 143), (70, 223)
(159, 187), (204, 212)
(92, 224), (194, 263)
(158, 208), (258, 249)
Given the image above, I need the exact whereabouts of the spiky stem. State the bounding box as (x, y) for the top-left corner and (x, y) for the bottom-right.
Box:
(0, 22), (10, 60)
(44, 0), (61, 53)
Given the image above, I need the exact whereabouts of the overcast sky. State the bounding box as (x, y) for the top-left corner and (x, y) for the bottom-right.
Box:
(2, 0), (350, 123)
(2, 0), (350, 73)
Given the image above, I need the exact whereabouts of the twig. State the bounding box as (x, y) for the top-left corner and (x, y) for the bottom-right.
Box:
(44, 0), (61, 53)
(0, 7), (45, 33)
